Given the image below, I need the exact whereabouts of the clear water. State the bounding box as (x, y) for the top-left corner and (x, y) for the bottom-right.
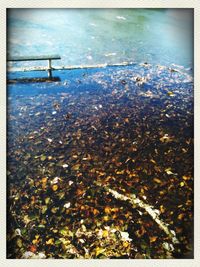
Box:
(7, 8), (193, 68)
(7, 9), (194, 259)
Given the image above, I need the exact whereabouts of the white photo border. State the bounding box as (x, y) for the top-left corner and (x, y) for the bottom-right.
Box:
(1, 1), (199, 266)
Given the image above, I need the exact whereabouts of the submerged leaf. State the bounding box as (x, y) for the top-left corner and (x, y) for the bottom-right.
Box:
(95, 247), (106, 257)
(46, 238), (54, 245)
(40, 155), (47, 161)
(52, 184), (58, 191)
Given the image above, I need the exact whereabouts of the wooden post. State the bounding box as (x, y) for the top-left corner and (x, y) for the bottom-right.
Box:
(48, 59), (52, 78)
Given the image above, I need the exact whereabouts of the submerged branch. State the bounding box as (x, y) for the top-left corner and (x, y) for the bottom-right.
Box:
(94, 181), (179, 245)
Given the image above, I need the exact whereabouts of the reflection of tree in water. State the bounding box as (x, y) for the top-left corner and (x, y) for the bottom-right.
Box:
(7, 63), (193, 259)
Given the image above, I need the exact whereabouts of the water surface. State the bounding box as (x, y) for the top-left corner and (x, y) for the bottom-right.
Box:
(8, 9), (193, 68)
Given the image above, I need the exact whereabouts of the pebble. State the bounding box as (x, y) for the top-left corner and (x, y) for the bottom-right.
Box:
(64, 202), (71, 209)
(62, 164), (69, 168)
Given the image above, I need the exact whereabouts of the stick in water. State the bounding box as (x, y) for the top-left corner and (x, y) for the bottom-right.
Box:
(94, 181), (179, 245)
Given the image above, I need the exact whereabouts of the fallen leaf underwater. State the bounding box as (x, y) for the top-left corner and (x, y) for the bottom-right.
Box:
(7, 63), (193, 259)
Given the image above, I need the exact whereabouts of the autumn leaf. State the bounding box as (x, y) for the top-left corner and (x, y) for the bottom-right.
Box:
(16, 238), (23, 248)
(45, 197), (50, 204)
(182, 175), (191, 180)
(51, 207), (58, 213)
(93, 208), (99, 216)
(103, 216), (109, 222)
(167, 91), (175, 96)
(150, 236), (157, 243)
(23, 215), (31, 224)
(76, 188), (85, 196)
(46, 238), (54, 245)
(52, 184), (58, 191)
(72, 164), (81, 171)
(40, 155), (47, 161)
(123, 241), (130, 248)
(178, 213), (184, 220)
(32, 239), (39, 245)
(153, 178), (162, 184)
(104, 206), (111, 214)
(102, 230), (109, 238)
(160, 205), (165, 213)
(165, 168), (173, 175)
(116, 170), (125, 175)
(41, 177), (48, 183)
(29, 245), (37, 253)
(95, 247), (106, 257)
(160, 134), (173, 143)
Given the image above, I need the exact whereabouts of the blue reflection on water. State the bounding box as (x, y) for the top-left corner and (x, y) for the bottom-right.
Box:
(8, 9), (193, 69)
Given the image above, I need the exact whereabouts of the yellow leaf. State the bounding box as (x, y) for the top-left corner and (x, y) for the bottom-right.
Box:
(160, 205), (165, 213)
(180, 182), (185, 187)
(182, 175), (191, 181)
(160, 134), (172, 143)
(111, 207), (119, 213)
(103, 216), (109, 222)
(16, 238), (23, 248)
(102, 230), (108, 238)
(52, 184), (58, 191)
(45, 197), (50, 204)
(150, 236), (157, 243)
(23, 215), (31, 224)
(153, 178), (162, 184)
(95, 247), (106, 257)
(178, 213), (184, 220)
(123, 241), (130, 248)
(42, 177), (47, 183)
(166, 170), (173, 175)
(46, 238), (54, 245)
(116, 170), (125, 175)
(32, 239), (39, 245)
(167, 91), (174, 96)
(51, 207), (58, 213)
(104, 206), (111, 214)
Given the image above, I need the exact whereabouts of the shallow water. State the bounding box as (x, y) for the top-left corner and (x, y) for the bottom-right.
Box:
(7, 63), (193, 259)
(7, 8), (194, 259)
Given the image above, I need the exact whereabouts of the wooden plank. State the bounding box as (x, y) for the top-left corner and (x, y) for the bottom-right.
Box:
(7, 54), (61, 62)
(7, 61), (135, 72)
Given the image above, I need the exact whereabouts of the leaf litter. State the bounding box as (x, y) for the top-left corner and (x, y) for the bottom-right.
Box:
(7, 63), (193, 259)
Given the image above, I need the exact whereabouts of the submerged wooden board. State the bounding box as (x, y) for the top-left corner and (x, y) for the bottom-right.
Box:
(7, 54), (61, 61)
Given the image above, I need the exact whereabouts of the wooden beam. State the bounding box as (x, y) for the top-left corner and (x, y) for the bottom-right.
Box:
(7, 54), (61, 62)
